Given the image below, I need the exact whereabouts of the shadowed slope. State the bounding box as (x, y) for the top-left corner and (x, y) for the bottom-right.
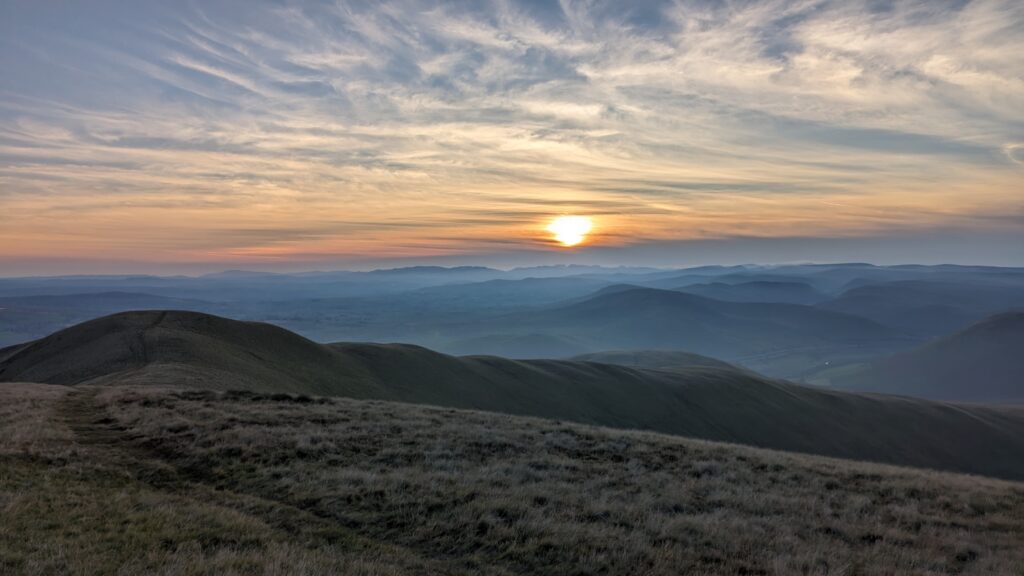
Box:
(442, 333), (590, 358)
(0, 311), (383, 397)
(570, 350), (738, 371)
(2, 310), (1024, 479)
(832, 312), (1024, 403)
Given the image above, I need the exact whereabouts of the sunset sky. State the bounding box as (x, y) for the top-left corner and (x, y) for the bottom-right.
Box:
(2, 0), (1022, 274)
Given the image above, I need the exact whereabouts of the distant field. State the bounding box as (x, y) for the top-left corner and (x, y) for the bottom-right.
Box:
(2, 383), (1022, 575)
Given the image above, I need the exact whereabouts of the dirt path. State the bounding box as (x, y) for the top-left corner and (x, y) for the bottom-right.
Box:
(57, 385), (347, 520)
(59, 387), (133, 448)
(54, 386), (455, 575)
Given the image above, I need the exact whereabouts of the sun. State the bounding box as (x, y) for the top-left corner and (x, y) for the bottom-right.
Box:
(547, 215), (593, 247)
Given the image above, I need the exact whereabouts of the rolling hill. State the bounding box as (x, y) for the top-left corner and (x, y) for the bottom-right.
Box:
(491, 286), (912, 360)
(675, 280), (827, 304)
(818, 280), (1024, 336)
(0, 310), (385, 397)
(443, 333), (591, 358)
(0, 291), (218, 347)
(409, 276), (614, 308)
(3, 310), (1024, 479)
(570, 349), (738, 371)
(830, 312), (1024, 403)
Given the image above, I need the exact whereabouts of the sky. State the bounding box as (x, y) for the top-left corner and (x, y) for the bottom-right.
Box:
(1, 0), (1022, 275)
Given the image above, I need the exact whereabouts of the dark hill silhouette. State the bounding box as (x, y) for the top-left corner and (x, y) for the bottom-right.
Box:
(831, 312), (1024, 403)
(0, 310), (385, 397)
(3, 311), (1024, 479)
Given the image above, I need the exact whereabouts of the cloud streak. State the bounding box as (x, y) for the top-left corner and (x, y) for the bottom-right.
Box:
(0, 0), (1021, 270)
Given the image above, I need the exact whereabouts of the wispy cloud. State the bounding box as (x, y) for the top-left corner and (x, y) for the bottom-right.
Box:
(1, 0), (1021, 269)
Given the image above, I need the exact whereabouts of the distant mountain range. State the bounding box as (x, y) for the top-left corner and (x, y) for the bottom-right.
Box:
(2, 263), (1022, 383)
(3, 310), (1023, 480)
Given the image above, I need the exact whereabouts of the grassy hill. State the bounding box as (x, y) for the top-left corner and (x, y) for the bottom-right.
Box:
(442, 333), (590, 358)
(831, 312), (1024, 403)
(3, 310), (1024, 480)
(570, 349), (739, 371)
(0, 310), (385, 397)
(2, 383), (1022, 575)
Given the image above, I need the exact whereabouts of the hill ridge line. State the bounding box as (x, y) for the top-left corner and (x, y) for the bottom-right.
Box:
(5, 310), (1024, 480)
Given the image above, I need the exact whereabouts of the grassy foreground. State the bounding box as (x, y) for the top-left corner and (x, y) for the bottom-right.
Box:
(2, 383), (1023, 575)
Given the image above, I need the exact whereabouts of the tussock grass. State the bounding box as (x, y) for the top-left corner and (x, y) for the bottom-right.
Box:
(13, 384), (1015, 576)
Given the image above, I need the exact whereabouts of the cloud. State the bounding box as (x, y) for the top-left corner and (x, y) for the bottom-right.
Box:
(0, 0), (1021, 268)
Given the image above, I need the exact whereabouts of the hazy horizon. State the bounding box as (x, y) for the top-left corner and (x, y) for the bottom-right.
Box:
(4, 231), (1024, 277)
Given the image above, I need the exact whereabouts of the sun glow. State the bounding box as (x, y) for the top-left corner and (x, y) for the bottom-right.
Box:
(547, 216), (593, 247)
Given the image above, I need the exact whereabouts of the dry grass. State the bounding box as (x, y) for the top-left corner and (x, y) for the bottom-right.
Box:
(2, 383), (1023, 574)
(60, 385), (1024, 576)
(0, 384), (441, 575)
(0, 383), (75, 457)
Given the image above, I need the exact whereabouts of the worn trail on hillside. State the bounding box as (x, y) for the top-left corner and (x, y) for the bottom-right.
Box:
(56, 387), (455, 575)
